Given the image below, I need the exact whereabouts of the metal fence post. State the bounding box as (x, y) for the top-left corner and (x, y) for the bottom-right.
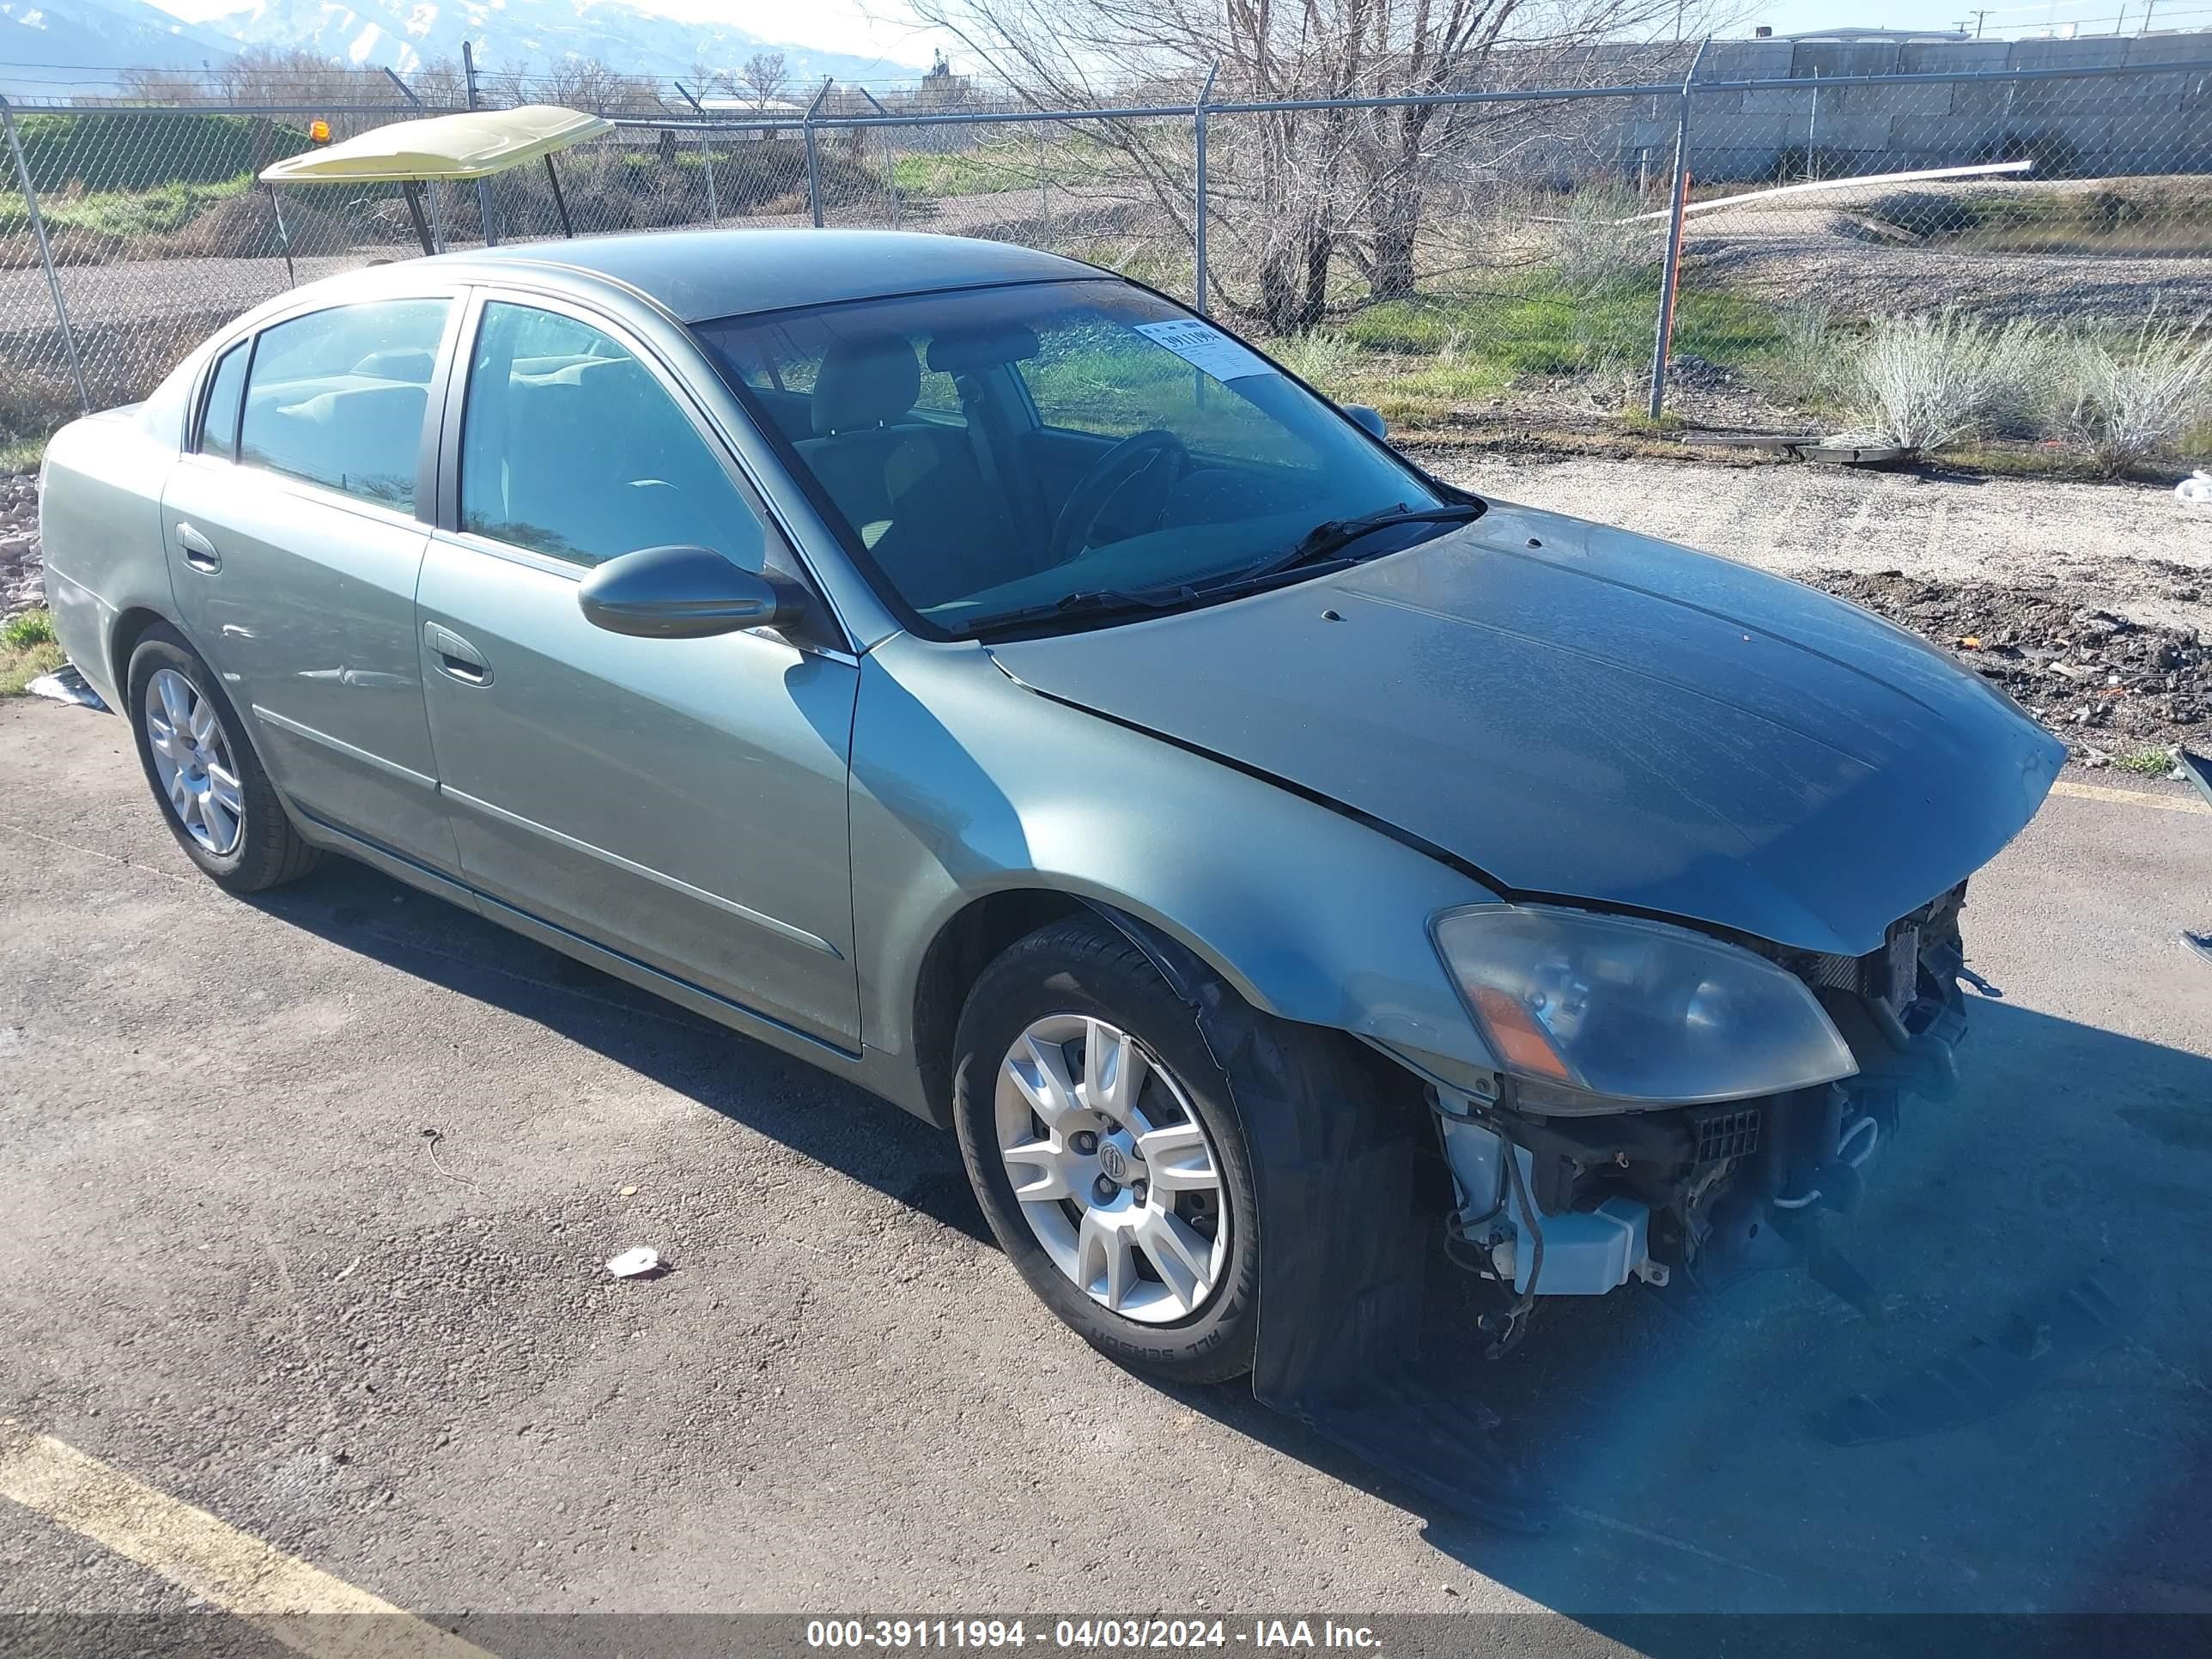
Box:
(805, 78), (833, 228)
(675, 82), (719, 225)
(1, 94), (88, 414)
(462, 41), (496, 246)
(1808, 67), (1820, 179)
(1194, 62), (1218, 315)
(266, 184), (297, 285)
(1646, 38), (1709, 422)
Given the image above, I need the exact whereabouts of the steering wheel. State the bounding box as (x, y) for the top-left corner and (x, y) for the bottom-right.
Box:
(1047, 428), (1191, 566)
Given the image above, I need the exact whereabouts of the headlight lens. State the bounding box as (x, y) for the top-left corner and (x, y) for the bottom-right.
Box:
(1431, 904), (1856, 1105)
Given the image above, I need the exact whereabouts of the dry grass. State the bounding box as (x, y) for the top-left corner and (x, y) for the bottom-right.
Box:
(2052, 313), (2212, 476)
(1840, 309), (2051, 450)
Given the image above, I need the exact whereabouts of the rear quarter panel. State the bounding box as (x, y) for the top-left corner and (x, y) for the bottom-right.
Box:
(39, 391), (195, 709)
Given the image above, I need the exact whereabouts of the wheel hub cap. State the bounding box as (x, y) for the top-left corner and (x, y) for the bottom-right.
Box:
(144, 668), (244, 857)
(994, 1014), (1231, 1325)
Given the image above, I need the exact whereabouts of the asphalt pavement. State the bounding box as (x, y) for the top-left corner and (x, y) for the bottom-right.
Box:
(3, 696), (2210, 1638)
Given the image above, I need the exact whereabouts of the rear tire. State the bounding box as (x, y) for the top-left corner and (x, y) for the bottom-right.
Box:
(126, 625), (320, 894)
(952, 915), (1260, 1385)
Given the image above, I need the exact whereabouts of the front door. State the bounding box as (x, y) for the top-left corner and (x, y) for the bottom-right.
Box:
(163, 297), (460, 874)
(416, 296), (862, 1049)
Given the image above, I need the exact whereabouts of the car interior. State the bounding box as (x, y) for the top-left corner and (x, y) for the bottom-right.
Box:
(719, 318), (1326, 615)
(460, 347), (750, 567)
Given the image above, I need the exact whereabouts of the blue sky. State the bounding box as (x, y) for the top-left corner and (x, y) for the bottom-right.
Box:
(140, 0), (2205, 61)
(1749, 0), (2197, 33)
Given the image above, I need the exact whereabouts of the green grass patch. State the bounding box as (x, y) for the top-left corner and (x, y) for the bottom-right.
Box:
(0, 609), (63, 697)
(891, 134), (1110, 199)
(0, 436), (46, 474)
(2113, 745), (2178, 776)
(1262, 270), (1790, 429)
(0, 176), (254, 242)
(1866, 181), (2205, 256)
(1341, 274), (1783, 380)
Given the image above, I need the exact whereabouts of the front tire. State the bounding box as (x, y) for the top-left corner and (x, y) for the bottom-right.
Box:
(126, 625), (320, 893)
(952, 915), (1260, 1384)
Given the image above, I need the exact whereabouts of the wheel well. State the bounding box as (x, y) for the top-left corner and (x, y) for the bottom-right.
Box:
(911, 889), (1084, 1126)
(109, 606), (171, 687)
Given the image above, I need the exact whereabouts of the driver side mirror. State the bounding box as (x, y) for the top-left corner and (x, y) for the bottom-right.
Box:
(1341, 404), (1389, 441)
(577, 544), (808, 640)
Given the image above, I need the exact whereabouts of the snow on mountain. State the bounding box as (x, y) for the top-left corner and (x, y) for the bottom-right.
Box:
(1, 0), (236, 94)
(198, 1), (924, 85)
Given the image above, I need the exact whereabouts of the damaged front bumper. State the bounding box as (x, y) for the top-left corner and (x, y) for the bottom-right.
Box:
(1428, 885), (1978, 1315)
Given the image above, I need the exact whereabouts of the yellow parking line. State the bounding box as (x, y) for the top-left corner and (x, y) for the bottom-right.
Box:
(0, 1420), (495, 1659)
(2051, 779), (2211, 816)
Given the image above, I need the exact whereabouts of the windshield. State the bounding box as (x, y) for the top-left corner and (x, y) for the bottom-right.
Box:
(692, 278), (1450, 635)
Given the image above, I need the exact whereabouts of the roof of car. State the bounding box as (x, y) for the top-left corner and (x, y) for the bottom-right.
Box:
(425, 228), (1105, 323)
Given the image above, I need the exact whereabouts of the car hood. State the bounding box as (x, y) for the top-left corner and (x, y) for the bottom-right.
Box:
(986, 499), (2065, 957)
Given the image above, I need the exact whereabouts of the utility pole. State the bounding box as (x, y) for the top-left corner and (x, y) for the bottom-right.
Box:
(1970, 9), (1991, 36)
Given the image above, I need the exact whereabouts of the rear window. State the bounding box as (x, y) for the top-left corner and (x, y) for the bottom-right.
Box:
(238, 301), (450, 511)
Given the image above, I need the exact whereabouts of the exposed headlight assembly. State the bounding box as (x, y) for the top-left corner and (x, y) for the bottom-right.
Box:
(1431, 904), (1857, 1107)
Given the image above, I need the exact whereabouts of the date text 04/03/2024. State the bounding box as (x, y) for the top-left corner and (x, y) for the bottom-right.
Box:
(803, 1620), (1383, 1650)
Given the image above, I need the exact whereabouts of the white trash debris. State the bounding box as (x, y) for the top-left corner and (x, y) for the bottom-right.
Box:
(2179, 471), (2212, 506)
(24, 664), (107, 711)
(605, 1247), (661, 1279)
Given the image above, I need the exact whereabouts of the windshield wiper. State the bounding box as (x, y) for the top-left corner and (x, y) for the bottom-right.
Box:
(958, 584), (1198, 636)
(1206, 501), (1486, 595)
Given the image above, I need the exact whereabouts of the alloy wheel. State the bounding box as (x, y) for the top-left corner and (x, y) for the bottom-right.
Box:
(994, 1013), (1231, 1324)
(143, 668), (244, 857)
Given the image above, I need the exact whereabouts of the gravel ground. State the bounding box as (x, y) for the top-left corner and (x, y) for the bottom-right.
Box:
(4, 696), (2212, 1625)
(1816, 569), (2209, 761)
(1, 472), (40, 618)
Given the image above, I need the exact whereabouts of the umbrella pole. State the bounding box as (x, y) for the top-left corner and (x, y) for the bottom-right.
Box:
(545, 155), (574, 239)
(401, 180), (435, 257)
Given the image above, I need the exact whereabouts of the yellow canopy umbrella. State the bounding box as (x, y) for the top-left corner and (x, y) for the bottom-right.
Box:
(260, 104), (615, 253)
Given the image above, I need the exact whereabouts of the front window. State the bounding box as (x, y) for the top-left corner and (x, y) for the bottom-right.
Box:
(458, 301), (769, 573)
(693, 279), (1451, 635)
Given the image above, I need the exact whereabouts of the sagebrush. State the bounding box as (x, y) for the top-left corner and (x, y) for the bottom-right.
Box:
(1842, 309), (2049, 451)
(2054, 313), (2212, 475)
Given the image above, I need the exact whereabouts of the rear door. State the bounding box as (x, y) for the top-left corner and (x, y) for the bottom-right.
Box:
(415, 293), (862, 1050)
(163, 295), (462, 874)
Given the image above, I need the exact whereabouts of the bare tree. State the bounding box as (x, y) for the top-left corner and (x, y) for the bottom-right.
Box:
(739, 50), (792, 110)
(912, 0), (1709, 329)
(410, 55), (470, 109)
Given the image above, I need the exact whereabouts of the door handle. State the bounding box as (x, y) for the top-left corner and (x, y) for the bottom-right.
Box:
(425, 622), (492, 686)
(176, 522), (221, 574)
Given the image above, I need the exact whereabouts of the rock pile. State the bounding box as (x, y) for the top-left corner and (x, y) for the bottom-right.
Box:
(1814, 568), (2208, 764)
(2, 472), (39, 620)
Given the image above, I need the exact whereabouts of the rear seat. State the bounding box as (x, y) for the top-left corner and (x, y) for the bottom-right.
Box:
(242, 376), (429, 503)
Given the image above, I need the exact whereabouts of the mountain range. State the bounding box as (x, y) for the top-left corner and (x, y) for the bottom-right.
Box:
(1, 0), (928, 98)
(3, 0), (235, 94)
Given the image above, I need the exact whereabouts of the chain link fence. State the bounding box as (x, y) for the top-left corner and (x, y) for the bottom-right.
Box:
(4, 46), (2210, 467)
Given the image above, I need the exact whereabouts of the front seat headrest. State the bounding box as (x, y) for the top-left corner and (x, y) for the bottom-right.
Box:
(811, 334), (922, 435)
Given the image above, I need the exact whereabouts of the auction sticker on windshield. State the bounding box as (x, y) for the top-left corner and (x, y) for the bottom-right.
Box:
(1134, 319), (1276, 382)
